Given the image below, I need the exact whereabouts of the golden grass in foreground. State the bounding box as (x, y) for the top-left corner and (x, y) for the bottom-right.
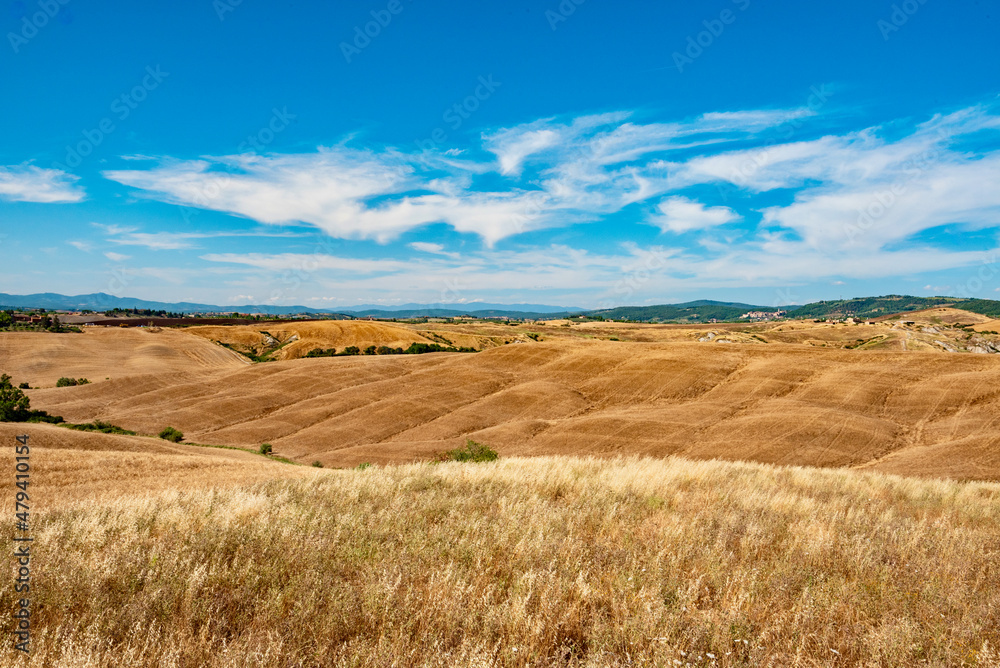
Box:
(3, 457), (1000, 667)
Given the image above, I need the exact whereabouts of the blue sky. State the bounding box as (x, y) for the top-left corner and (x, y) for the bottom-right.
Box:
(1, 0), (999, 308)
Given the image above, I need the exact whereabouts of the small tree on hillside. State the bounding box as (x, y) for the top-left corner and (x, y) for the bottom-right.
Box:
(0, 375), (30, 422)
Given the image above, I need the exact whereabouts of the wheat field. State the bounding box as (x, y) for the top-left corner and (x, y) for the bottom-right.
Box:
(3, 455), (999, 667)
(19, 331), (1000, 478)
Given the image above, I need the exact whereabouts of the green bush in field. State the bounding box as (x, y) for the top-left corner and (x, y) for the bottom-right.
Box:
(67, 421), (136, 435)
(259, 443), (273, 455)
(56, 377), (90, 387)
(159, 427), (184, 443)
(438, 439), (499, 463)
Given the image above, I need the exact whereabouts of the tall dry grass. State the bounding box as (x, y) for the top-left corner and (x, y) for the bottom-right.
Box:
(2, 456), (1000, 667)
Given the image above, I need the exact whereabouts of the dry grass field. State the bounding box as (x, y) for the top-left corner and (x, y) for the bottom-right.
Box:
(3, 317), (1000, 665)
(0, 423), (311, 505)
(1, 456), (998, 666)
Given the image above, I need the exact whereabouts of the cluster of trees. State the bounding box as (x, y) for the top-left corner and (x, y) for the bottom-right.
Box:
(0, 311), (80, 332)
(0, 375), (63, 423)
(104, 308), (183, 318)
(305, 342), (476, 358)
(56, 377), (91, 387)
(66, 421), (135, 435)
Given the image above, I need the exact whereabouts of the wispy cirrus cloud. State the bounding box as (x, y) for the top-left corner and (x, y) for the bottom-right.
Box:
(101, 106), (814, 246)
(0, 164), (85, 203)
(101, 102), (1000, 295)
(91, 223), (311, 250)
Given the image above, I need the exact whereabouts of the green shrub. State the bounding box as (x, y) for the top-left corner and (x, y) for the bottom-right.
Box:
(259, 443), (273, 455)
(438, 439), (499, 463)
(67, 421), (136, 435)
(56, 377), (90, 387)
(18, 382), (29, 389)
(25, 413), (64, 424)
(355, 462), (372, 470)
(311, 461), (323, 468)
(158, 427), (184, 443)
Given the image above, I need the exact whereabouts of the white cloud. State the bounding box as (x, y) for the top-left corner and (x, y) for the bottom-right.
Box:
(68, 240), (92, 252)
(0, 165), (85, 203)
(108, 232), (203, 250)
(104, 252), (131, 262)
(484, 125), (561, 176)
(409, 241), (446, 254)
(409, 241), (461, 259)
(201, 252), (413, 275)
(649, 196), (740, 233)
(99, 102), (1000, 279)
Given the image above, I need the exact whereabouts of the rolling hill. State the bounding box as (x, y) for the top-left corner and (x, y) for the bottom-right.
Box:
(8, 322), (1000, 479)
(589, 299), (790, 322)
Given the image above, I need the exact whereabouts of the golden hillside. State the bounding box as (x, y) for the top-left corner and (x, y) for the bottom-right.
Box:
(9, 319), (1000, 478)
(0, 422), (310, 505)
(185, 320), (511, 361)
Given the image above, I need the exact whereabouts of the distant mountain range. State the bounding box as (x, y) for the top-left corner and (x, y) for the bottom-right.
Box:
(4, 292), (1000, 323)
(338, 302), (582, 314)
(0, 293), (583, 320)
